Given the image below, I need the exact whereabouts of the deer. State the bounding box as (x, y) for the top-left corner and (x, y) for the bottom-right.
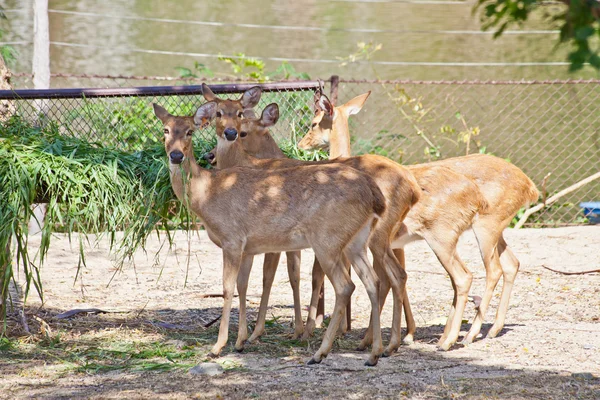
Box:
(200, 86), (306, 341)
(298, 90), (539, 348)
(152, 100), (390, 367)
(208, 97), (489, 351)
(200, 84), (422, 357)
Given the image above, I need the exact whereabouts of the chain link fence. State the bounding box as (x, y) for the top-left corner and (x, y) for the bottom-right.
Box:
(3, 74), (599, 226)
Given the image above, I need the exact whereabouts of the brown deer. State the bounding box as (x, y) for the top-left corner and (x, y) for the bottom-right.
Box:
(201, 89), (421, 357)
(215, 98), (488, 351)
(298, 91), (539, 348)
(152, 101), (388, 366)
(201, 85), (305, 341)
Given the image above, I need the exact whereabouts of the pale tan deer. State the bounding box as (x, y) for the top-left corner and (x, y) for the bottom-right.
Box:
(202, 93), (421, 357)
(298, 91), (539, 348)
(152, 101), (388, 366)
(216, 99), (488, 351)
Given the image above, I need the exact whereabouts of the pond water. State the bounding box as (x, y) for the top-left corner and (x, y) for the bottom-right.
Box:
(2, 0), (596, 81)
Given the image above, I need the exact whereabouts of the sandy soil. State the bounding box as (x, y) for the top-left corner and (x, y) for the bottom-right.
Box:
(2, 226), (599, 399)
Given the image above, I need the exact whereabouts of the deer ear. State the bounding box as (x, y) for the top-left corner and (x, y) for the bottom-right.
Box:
(194, 102), (217, 128)
(316, 94), (334, 117)
(342, 91), (370, 116)
(152, 103), (171, 123)
(202, 83), (217, 102)
(260, 103), (279, 128)
(241, 86), (262, 109)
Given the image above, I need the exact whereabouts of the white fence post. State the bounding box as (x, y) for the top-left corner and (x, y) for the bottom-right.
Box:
(30, 0), (50, 235)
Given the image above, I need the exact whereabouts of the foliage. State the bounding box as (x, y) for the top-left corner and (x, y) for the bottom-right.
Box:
(175, 56), (310, 82)
(474, 0), (600, 72)
(1, 117), (139, 321)
(339, 42), (484, 161)
(0, 116), (217, 325)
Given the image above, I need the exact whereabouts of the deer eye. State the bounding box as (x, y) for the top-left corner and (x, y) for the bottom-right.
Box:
(216, 111), (222, 118)
(311, 123), (317, 128)
(163, 128), (169, 135)
(237, 111), (244, 119)
(240, 131), (248, 138)
(186, 129), (193, 137)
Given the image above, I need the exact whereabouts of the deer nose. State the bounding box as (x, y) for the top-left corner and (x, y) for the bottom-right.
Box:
(224, 128), (238, 141)
(169, 151), (185, 164)
(203, 152), (215, 162)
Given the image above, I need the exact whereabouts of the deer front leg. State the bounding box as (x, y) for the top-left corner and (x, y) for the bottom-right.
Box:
(209, 248), (242, 358)
(303, 257), (325, 340)
(248, 252), (281, 344)
(285, 251), (304, 339)
(235, 254), (255, 352)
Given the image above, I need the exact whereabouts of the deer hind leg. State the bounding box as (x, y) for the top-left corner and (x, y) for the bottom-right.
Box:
(488, 234), (520, 338)
(346, 223), (384, 366)
(303, 257), (325, 340)
(247, 252), (281, 344)
(393, 248), (416, 344)
(308, 252), (355, 365)
(462, 221), (504, 344)
(285, 251), (305, 339)
(356, 249), (389, 352)
(235, 254), (255, 351)
(210, 247), (243, 357)
(424, 234), (473, 350)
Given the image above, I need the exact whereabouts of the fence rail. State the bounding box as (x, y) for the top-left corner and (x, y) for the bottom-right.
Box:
(2, 74), (599, 227)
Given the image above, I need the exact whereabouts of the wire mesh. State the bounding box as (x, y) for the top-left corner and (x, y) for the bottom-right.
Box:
(336, 79), (600, 227)
(2, 75), (599, 227)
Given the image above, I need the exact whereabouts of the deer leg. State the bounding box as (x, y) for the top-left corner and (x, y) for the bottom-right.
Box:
(308, 253), (355, 365)
(488, 235), (520, 338)
(235, 254), (255, 351)
(338, 253), (351, 336)
(357, 249), (389, 351)
(247, 252), (281, 344)
(303, 257), (325, 340)
(285, 251), (304, 339)
(381, 246), (408, 356)
(463, 223), (504, 344)
(424, 234), (473, 350)
(210, 248), (242, 357)
(393, 248), (416, 344)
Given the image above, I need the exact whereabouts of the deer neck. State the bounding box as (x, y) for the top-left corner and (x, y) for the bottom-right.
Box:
(216, 136), (257, 168)
(329, 112), (351, 158)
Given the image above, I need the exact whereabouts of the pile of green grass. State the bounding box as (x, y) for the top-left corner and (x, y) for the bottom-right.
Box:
(0, 117), (211, 323)
(0, 116), (326, 326)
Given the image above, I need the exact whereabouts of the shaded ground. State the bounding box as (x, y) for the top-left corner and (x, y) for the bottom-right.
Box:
(2, 226), (599, 399)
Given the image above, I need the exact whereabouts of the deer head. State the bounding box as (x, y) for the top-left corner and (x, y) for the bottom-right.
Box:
(201, 83), (262, 141)
(298, 91), (371, 157)
(201, 103), (280, 167)
(153, 103), (206, 165)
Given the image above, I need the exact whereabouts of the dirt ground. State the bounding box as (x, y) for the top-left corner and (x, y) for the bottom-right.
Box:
(2, 226), (599, 399)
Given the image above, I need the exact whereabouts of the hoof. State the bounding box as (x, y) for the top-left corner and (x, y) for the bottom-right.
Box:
(364, 356), (379, 367)
(207, 352), (220, 359)
(402, 336), (414, 345)
(437, 342), (452, 351)
(355, 345), (367, 352)
(382, 348), (396, 358)
(307, 357), (321, 365)
(234, 346), (245, 353)
(487, 328), (500, 339)
(461, 334), (476, 345)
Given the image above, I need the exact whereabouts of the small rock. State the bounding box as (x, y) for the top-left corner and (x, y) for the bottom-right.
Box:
(189, 362), (224, 376)
(583, 344), (594, 350)
(572, 372), (594, 380)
